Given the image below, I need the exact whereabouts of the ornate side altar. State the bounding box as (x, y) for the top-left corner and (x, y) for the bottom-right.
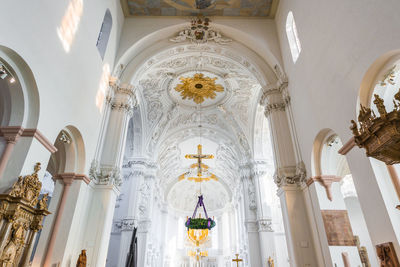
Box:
(0, 163), (50, 266)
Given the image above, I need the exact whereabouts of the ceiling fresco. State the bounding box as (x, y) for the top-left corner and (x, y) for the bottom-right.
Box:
(121, 0), (278, 17)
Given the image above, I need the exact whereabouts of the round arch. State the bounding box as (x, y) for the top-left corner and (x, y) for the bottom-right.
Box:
(115, 22), (282, 85)
(312, 128), (349, 177)
(0, 45), (40, 128)
(358, 49), (400, 110)
(46, 125), (86, 175)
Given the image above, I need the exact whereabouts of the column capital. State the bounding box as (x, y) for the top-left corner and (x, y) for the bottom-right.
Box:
(106, 78), (137, 115)
(259, 84), (290, 118)
(0, 126), (24, 144)
(274, 162), (307, 187)
(257, 219), (274, 232)
(89, 160), (122, 187)
(114, 218), (137, 232)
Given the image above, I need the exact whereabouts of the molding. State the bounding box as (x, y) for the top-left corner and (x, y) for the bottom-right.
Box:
(21, 128), (58, 153)
(0, 126), (24, 144)
(0, 126), (57, 153)
(55, 173), (90, 185)
(338, 137), (356, 155)
(308, 175), (342, 201)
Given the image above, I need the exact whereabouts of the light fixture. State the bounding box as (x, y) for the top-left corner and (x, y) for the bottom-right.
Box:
(0, 63), (16, 83)
(0, 65), (7, 80)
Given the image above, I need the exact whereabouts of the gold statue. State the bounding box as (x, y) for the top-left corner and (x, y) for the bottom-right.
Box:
(39, 193), (49, 210)
(0, 163), (50, 267)
(268, 256), (274, 267)
(76, 249), (87, 267)
(350, 120), (359, 136)
(0, 224), (25, 266)
(373, 94), (387, 118)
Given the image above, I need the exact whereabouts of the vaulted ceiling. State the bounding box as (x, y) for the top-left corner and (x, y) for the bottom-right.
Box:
(121, 0), (279, 17)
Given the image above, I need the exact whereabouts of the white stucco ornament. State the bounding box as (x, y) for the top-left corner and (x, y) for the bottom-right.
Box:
(170, 18), (232, 45)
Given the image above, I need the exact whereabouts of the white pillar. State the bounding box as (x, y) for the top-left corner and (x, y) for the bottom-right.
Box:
(240, 164), (262, 267)
(260, 84), (319, 267)
(86, 79), (137, 267)
(253, 163), (277, 265)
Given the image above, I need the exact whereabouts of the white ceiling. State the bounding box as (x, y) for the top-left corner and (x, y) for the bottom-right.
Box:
(125, 43), (273, 213)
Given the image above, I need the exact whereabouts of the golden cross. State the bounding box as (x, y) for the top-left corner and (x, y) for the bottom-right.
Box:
(232, 254), (243, 267)
(185, 144), (214, 177)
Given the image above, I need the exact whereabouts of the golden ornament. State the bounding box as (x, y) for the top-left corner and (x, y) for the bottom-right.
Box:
(175, 73), (224, 104)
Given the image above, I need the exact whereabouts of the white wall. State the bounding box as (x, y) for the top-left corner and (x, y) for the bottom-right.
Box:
(275, 0), (400, 258)
(0, 0), (124, 177)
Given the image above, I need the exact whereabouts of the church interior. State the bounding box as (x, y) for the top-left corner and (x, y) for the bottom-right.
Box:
(1, 0), (400, 266)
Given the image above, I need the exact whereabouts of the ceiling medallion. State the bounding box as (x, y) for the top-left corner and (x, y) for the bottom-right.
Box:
(175, 73), (224, 104)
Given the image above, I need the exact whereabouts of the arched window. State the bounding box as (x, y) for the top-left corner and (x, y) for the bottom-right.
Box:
(96, 9), (112, 60)
(286, 11), (302, 63)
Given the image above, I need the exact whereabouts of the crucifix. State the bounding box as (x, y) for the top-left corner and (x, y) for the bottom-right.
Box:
(185, 144), (214, 177)
(232, 254), (243, 267)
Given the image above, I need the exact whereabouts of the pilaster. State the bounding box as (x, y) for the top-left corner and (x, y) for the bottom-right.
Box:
(260, 84), (319, 267)
(83, 79), (137, 267)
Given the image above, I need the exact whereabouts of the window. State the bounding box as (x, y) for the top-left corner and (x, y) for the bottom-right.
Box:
(286, 11), (302, 63)
(96, 9), (112, 60)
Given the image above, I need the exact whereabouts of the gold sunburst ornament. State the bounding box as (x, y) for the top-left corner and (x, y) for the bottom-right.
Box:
(175, 73), (224, 104)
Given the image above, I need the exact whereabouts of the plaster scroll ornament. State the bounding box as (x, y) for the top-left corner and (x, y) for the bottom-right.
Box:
(138, 178), (151, 217)
(175, 73), (224, 104)
(170, 18), (232, 45)
(247, 179), (257, 210)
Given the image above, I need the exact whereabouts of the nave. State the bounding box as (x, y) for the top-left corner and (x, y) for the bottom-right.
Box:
(0, 0), (400, 266)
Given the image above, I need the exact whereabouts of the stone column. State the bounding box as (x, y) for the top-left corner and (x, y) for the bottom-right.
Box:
(260, 84), (318, 267)
(0, 126), (23, 179)
(86, 79), (136, 267)
(43, 174), (74, 267)
(114, 160), (155, 267)
(240, 164), (262, 267)
(136, 171), (156, 267)
(253, 162), (277, 265)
